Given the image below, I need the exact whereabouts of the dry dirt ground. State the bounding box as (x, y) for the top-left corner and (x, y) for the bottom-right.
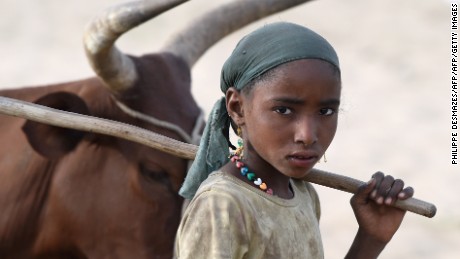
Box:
(0, 0), (458, 258)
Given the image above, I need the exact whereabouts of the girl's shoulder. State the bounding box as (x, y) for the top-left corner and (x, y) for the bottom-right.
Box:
(194, 171), (321, 213)
(190, 171), (264, 207)
(195, 171), (236, 193)
(188, 171), (248, 203)
(291, 178), (322, 220)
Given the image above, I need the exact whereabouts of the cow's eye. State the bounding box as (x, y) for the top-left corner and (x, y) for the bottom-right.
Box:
(139, 164), (171, 188)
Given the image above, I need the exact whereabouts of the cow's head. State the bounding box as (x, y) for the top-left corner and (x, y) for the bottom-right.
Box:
(20, 89), (194, 257)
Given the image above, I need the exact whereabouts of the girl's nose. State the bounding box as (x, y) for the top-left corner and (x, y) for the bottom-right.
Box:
(294, 118), (318, 147)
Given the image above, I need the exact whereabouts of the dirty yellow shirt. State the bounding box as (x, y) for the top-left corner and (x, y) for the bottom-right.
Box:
(175, 171), (324, 259)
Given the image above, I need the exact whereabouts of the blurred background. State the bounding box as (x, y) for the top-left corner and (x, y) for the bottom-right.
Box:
(0, 0), (457, 258)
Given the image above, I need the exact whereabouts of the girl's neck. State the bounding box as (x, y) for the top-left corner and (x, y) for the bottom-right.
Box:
(223, 153), (293, 199)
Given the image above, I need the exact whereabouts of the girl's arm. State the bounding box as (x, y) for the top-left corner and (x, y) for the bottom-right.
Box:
(344, 172), (414, 259)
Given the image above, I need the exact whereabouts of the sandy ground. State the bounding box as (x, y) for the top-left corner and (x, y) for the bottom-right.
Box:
(0, 0), (458, 258)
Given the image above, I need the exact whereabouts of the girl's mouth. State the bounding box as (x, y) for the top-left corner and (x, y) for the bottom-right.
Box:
(287, 152), (319, 168)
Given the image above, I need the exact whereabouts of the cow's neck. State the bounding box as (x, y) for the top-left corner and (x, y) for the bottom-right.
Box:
(0, 156), (55, 254)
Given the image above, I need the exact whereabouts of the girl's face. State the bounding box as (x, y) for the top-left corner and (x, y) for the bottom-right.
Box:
(228, 59), (341, 179)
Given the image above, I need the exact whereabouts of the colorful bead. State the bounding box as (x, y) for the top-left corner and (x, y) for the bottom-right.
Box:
(247, 172), (256, 181)
(230, 153), (272, 195)
(237, 138), (243, 147)
(240, 167), (248, 176)
(259, 183), (267, 190)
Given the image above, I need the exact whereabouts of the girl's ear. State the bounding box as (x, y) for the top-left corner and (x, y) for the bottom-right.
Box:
(226, 87), (245, 126)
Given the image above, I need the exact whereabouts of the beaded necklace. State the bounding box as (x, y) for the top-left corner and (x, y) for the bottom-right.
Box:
(230, 154), (273, 195)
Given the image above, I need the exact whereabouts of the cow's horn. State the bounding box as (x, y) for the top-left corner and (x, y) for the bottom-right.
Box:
(84, 0), (188, 93)
(162, 0), (312, 68)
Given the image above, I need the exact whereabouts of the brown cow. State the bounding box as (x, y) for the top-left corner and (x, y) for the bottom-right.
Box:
(0, 0), (311, 258)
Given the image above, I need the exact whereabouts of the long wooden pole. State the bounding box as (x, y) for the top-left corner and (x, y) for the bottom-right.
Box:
(0, 96), (437, 218)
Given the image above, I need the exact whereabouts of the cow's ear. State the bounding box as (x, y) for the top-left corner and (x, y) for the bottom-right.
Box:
(22, 92), (90, 159)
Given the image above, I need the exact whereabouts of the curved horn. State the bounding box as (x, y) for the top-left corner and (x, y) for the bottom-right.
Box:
(84, 0), (188, 93)
(162, 0), (312, 68)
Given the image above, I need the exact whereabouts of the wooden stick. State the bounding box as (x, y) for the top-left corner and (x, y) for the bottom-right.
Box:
(0, 96), (437, 218)
(0, 96), (198, 160)
(304, 169), (436, 218)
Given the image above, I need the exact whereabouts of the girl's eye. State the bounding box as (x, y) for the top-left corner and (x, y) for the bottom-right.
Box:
(275, 107), (292, 115)
(319, 108), (335, 116)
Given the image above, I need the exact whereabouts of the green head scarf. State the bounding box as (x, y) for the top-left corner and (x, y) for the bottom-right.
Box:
(179, 22), (340, 199)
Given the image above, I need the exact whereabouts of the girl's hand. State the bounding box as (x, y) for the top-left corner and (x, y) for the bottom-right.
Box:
(350, 171), (414, 243)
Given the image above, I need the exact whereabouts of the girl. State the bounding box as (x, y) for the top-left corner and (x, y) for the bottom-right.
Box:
(175, 22), (414, 258)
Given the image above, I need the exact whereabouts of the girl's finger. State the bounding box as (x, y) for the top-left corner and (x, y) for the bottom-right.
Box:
(398, 186), (415, 200)
(376, 175), (395, 199)
(384, 179), (404, 205)
(371, 171), (385, 185)
(370, 171), (384, 198)
(351, 178), (376, 205)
